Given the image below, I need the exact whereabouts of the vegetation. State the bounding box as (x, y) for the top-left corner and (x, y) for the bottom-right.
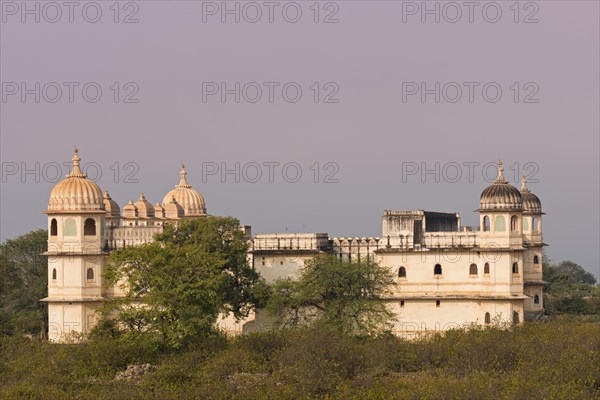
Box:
(267, 255), (396, 334)
(0, 318), (599, 399)
(0, 230), (47, 336)
(101, 217), (268, 348)
(543, 258), (600, 317)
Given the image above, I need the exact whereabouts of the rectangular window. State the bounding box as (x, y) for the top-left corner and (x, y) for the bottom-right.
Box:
(436, 300), (441, 307)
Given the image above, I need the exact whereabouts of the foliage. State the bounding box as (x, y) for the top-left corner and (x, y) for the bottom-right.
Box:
(101, 217), (267, 348)
(0, 230), (48, 336)
(543, 258), (600, 316)
(0, 318), (598, 400)
(267, 255), (396, 334)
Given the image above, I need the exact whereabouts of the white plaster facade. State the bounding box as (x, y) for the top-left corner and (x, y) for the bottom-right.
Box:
(43, 150), (545, 341)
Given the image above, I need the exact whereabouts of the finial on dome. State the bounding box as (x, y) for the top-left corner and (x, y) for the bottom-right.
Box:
(521, 175), (530, 192)
(176, 163), (191, 188)
(104, 190), (110, 197)
(139, 192), (146, 200)
(495, 160), (507, 183)
(68, 147), (86, 178)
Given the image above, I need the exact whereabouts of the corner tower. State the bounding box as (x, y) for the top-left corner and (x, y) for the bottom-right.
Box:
(42, 148), (107, 342)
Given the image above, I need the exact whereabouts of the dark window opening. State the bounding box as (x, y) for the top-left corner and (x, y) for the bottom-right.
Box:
(84, 218), (96, 236)
(52, 268), (57, 280)
(436, 300), (441, 307)
(513, 311), (520, 324)
(483, 215), (490, 232)
(533, 255), (539, 264)
(484, 262), (490, 274)
(434, 264), (442, 275)
(469, 263), (478, 275)
(485, 312), (491, 324)
(510, 215), (518, 232)
(398, 266), (406, 278)
(400, 300), (405, 307)
(86, 268), (94, 280)
(512, 262), (519, 274)
(50, 219), (58, 236)
(534, 294), (539, 304)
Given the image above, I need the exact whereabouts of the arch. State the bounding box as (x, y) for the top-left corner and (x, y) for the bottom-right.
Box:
(434, 264), (442, 275)
(50, 219), (58, 236)
(513, 311), (520, 324)
(84, 218), (96, 236)
(86, 268), (94, 280)
(484, 312), (491, 324)
(533, 255), (539, 264)
(63, 218), (77, 236)
(398, 266), (406, 278)
(512, 262), (519, 274)
(534, 294), (540, 304)
(52, 268), (57, 280)
(510, 215), (519, 232)
(484, 262), (490, 274)
(532, 217), (539, 232)
(482, 215), (490, 232)
(469, 263), (478, 275)
(495, 215), (506, 232)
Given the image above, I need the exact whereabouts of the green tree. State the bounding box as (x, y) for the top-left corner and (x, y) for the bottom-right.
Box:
(267, 255), (396, 335)
(543, 259), (599, 315)
(102, 217), (266, 348)
(0, 230), (48, 336)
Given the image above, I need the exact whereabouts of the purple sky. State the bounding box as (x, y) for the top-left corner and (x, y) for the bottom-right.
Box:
(1, 1), (598, 278)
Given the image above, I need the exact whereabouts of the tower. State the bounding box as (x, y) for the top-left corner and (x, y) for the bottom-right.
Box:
(42, 148), (107, 342)
(478, 160), (526, 323)
(520, 175), (545, 319)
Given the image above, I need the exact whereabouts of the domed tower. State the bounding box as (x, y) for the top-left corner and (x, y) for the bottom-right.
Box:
(520, 175), (545, 320)
(478, 161), (525, 323)
(133, 193), (155, 225)
(162, 163), (207, 217)
(43, 148), (106, 342)
(478, 161), (523, 237)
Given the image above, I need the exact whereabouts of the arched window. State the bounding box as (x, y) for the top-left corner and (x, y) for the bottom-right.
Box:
(510, 216), (518, 232)
(532, 217), (539, 232)
(485, 312), (491, 324)
(522, 218), (529, 231)
(483, 215), (490, 232)
(86, 268), (94, 280)
(534, 294), (540, 304)
(512, 262), (519, 274)
(495, 215), (506, 232)
(398, 266), (406, 278)
(64, 218), (77, 236)
(50, 219), (58, 236)
(434, 264), (442, 275)
(52, 268), (57, 280)
(84, 218), (96, 236)
(533, 255), (539, 264)
(484, 262), (490, 274)
(513, 311), (520, 324)
(469, 263), (478, 275)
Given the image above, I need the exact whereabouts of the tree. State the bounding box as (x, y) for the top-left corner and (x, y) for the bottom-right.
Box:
(102, 217), (267, 348)
(267, 255), (396, 335)
(543, 259), (599, 315)
(0, 230), (48, 336)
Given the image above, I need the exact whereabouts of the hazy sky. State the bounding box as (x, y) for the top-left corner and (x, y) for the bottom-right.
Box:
(1, 1), (598, 278)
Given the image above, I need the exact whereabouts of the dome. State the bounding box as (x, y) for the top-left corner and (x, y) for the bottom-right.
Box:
(154, 202), (165, 219)
(520, 176), (542, 214)
(162, 164), (207, 216)
(164, 196), (184, 219)
(122, 201), (137, 218)
(47, 148), (105, 212)
(479, 161), (523, 212)
(134, 193), (155, 218)
(103, 190), (121, 218)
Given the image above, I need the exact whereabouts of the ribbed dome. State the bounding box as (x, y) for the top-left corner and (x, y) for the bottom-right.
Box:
(48, 148), (105, 212)
(103, 190), (121, 218)
(164, 196), (184, 219)
(520, 176), (542, 214)
(162, 164), (207, 216)
(134, 193), (155, 218)
(479, 161), (523, 212)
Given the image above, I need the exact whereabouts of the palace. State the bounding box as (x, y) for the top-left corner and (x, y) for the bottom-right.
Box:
(42, 148), (545, 341)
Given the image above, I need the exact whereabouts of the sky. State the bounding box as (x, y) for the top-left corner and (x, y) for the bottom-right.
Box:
(1, 1), (598, 278)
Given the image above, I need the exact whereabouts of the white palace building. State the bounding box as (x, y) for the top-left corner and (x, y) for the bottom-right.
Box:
(42, 149), (546, 341)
